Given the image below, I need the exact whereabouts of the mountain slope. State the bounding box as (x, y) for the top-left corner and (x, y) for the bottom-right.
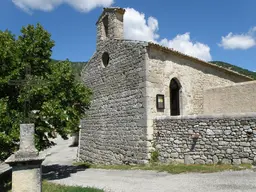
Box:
(210, 61), (256, 80)
(71, 61), (87, 79)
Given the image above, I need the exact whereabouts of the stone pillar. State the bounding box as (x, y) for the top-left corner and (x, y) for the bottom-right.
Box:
(5, 124), (45, 192)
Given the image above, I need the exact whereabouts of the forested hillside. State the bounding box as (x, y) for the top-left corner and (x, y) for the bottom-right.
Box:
(71, 61), (87, 80)
(51, 59), (87, 80)
(210, 61), (256, 80)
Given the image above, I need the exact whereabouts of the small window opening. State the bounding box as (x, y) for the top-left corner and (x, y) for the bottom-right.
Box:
(102, 52), (110, 67)
(170, 78), (181, 116)
(103, 16), (109, 38)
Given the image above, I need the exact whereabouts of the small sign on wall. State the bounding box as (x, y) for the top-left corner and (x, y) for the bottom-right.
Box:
(156, 94), (165, 109)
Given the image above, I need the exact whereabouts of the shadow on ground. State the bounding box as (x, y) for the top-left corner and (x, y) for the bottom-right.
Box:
(0, 169), (12, 192)
(42, 164), (89, 180)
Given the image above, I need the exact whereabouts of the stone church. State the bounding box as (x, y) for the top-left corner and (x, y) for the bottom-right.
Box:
(78, 7), (256, 165)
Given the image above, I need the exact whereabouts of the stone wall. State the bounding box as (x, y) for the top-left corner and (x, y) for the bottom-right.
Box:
(145, 47), (250, 151)
(204, 81), (256, 114)
(153, 113), (256, 164)
(79, 39), (148, 164)
(147, 47), (250, 117)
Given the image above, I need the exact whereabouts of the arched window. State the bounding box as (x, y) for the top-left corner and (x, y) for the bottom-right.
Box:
(102, 52), (110, 67)
(103, 15), (109, 38)
(170, 78), (181, 116)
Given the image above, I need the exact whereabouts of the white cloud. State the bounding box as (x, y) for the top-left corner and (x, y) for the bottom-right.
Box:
(12, 0), (114, 13)
(219, 27), (256, 50)
(250, 26), (256, 33)
(124, 8), (212, 61)
(13, 4), (212, 61)
(160, 33), (212, 61)
(124, 8), (159, 42)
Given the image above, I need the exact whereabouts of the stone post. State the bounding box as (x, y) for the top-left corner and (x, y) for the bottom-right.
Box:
(5, 124), (45, 192)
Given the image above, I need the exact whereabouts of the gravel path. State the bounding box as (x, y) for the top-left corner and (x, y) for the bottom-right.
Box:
(42, 135), (78, 166)
(42, 136), (256, 192)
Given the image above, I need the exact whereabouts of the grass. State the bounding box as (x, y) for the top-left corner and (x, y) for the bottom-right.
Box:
(73, 162), (252, 174)
(5, 181), (103, 192)
(42, 181), (104, 192)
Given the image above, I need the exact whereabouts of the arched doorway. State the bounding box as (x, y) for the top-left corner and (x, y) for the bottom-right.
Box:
(170, 78), (181, 116)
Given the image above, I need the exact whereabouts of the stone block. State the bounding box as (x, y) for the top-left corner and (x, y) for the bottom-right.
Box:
(194, 159), (205, 164)
(206, 129), (214, 135)
(241, 158), (253, 164)
(206, 159), (213, 164)
(244, 147), (251, 153)
(12, 165), (42, 192)
(224, 130), (232, 135)
(184, 154), (194, 165)
(170, 152), (179, 158)
(232, 159), (241, 165)
(221, 158), (231, 164)
(219, 141), (228, 146)
(174, 140), (182, 144)
(213, 155), (219, 164)
(226, 149), (233, 154)
(240, 142), (250, 147)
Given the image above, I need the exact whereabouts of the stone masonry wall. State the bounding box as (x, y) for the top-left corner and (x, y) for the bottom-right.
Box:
(204, 81), (256, 114)
(79, 39), (148, 164)
(147, 47), (250, 117)
(153, 114), (256, 164)
(145, 47), (250, 154)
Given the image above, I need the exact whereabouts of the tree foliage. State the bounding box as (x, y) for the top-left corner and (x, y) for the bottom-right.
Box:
(0, 24), (92, 160)
(52, 59), (87, 81)
(71, 61), (87, 81)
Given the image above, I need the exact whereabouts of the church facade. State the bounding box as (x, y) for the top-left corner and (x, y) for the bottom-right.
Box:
(78, 8), (256, 165)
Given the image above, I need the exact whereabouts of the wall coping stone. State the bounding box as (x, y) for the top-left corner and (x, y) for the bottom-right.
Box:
(154, 112), (256, 120)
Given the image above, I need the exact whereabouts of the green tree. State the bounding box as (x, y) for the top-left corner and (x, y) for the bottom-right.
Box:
(0, 24), (92, 160)
(0, 30), (22, 159)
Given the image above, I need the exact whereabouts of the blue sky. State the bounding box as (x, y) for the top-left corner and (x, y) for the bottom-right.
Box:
(0, 0), (255, 71)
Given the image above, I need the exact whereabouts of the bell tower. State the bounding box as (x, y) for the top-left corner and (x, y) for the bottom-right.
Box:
(96, 7), (125, 46)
